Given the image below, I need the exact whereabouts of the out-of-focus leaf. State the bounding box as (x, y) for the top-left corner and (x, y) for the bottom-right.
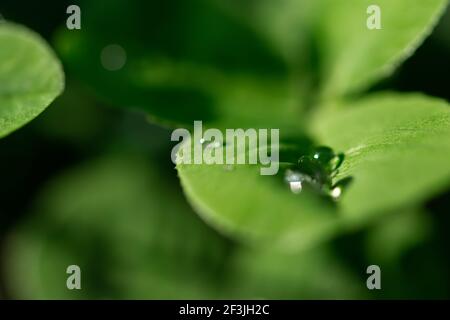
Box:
(55, 0), (306, 133)
(363, 207), (450, 299)
(227, 246), (365, 299)
(365, 208), (432, 264)
(318, 0), (448, 98)
(6, 152), (368, 299)
(34, 81), (118, 147)
(0, 23), (64, 138)
(214, 0), (322, 64)
(312, 93), (450, 225)
(216, 0), (447, 99)
(5, 154), (231, 299)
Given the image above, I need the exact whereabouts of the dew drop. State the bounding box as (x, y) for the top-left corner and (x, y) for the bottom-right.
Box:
(312, 146), (335, 165)
(330, 186), (342, 200)
(330, 176), (353, 200)
(285, 169), (311, 194)
(289, 181), (303, 194)
(281, 146), (351, 200)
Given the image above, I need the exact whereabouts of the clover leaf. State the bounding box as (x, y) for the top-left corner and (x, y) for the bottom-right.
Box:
(0, 23), (64, 138)
(52, 0), (450, 250)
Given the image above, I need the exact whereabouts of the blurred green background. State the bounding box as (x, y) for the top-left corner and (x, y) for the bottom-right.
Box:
(0, 0), (449, 299)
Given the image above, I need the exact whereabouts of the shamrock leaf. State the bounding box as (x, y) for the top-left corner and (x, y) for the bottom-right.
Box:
(0, 23), (64, 138)
(311, 93), (450, 223)
(177, 142), (340, 251)
(318, 0), (448, 98)
(177, 93), (450, 250)
(214, 0), (448, 100)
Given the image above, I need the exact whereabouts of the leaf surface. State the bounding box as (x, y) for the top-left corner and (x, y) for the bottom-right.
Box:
(312, 93), (450, 223)
(0, 23), (64, 138)
(318, 0), (448, 98)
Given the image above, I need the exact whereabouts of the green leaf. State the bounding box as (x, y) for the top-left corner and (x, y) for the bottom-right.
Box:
(6, 152), (365, 299)
(5, 154), (231, 299)
(318, 0), (448, 98)
(365, 208), (432, 264)
(177, 142), (341, 251)
(213, 0), (323, 64)
(215, 0), (448, 99)
(178, 93), (450, 250)
(0, 23), (64, 138)
(312, 93), (450, 225)
(227, 246), (365, 299)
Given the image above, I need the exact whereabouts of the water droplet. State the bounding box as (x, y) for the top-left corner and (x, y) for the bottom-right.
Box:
(311, 146), (345, 174)
(298, 156), (329, 186)
(312, 146), (335, 165)
(289, 181), (303, 194)
(330, 186), (342, 200)
(284, 169), (314, 194)
(328, 176), (354, 200)
(281, 146), (352, 200)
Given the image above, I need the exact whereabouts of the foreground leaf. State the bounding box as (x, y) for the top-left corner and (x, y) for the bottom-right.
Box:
(0, 23), (64, 138)
(312, 93), (450, 225)
(177, 143), (340, 251)
(178, 93), (450, 250)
